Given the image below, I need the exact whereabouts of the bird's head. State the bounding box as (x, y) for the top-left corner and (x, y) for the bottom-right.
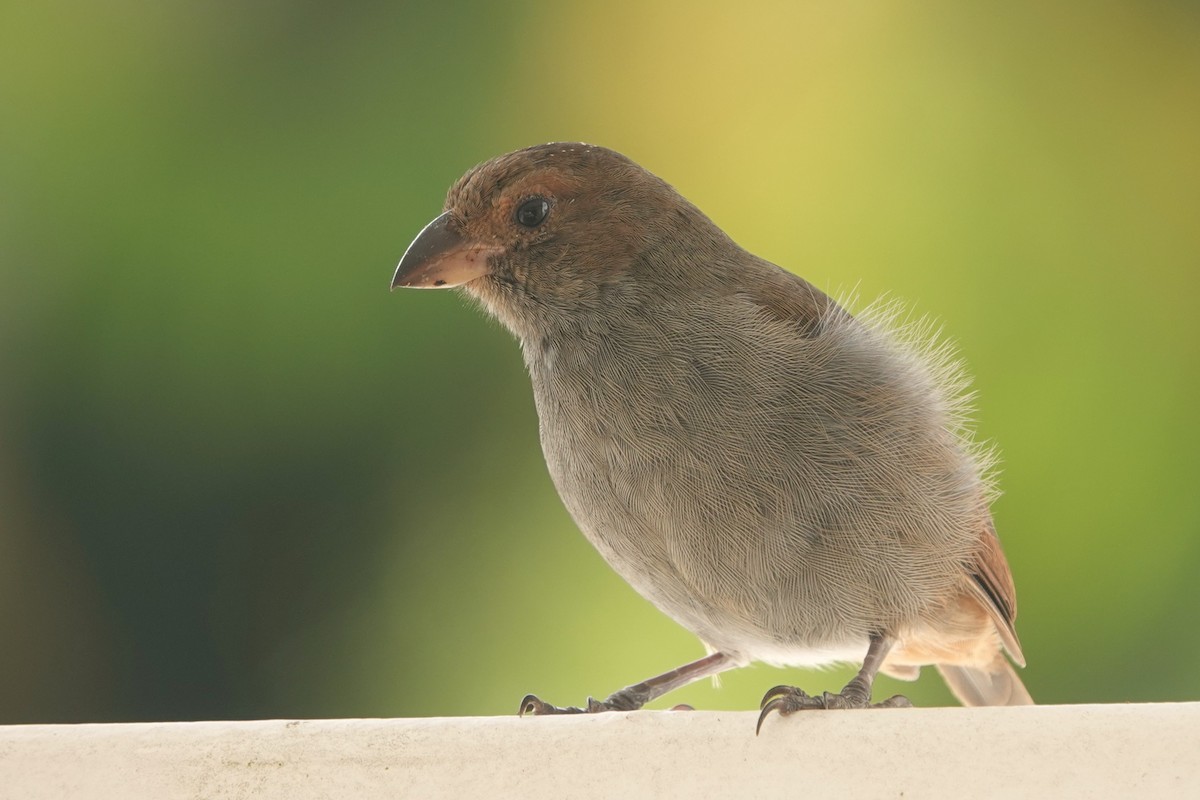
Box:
(391, 143), (732, 337)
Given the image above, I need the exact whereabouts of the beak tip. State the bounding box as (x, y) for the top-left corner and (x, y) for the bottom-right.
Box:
(391, 211), (494, 290)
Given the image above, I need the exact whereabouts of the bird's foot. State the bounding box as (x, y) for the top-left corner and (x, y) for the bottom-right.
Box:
(756, 685), (911, 733)
(517, 695), (602, 715)
(518, 685), (650, 716)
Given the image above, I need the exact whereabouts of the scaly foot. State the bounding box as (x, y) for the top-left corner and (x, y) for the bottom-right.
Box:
(518, 685), (651, 716)
(756, 685), (911, 733)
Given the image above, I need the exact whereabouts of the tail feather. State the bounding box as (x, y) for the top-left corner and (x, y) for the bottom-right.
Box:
(937, 657), (1033, 706)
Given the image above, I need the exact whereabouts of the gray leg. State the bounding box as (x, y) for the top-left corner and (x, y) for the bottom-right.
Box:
(520, 651), (737, 715)
(757, 634), (912, 733)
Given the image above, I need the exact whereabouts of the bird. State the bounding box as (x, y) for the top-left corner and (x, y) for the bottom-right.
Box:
(391, 142), (1032, 729)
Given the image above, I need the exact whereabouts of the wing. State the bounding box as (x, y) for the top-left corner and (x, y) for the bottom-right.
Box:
(737, 258), (847, 338)
(743, 264), (1025, 665)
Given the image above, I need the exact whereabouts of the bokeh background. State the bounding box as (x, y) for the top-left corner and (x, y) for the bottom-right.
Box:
(2, 1), (1197, 723)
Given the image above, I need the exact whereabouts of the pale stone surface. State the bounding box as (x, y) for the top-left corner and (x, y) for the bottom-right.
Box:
(0, 704), (1196, 799)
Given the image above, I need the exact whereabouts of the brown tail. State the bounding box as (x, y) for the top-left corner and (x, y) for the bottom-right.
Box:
(937, 655), (1033, 706)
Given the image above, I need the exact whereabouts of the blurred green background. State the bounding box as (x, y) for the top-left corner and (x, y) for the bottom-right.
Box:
(2, 1), (1197, 723)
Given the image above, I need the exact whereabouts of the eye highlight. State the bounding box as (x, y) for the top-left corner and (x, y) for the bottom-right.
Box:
(515, 197), (550, 228)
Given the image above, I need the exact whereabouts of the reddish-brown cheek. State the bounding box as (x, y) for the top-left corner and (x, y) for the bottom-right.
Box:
(494, 195), (517, 226)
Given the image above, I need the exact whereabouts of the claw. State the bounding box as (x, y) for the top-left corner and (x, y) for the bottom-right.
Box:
(759, 684), (806, 709)
(518, 694), (586, 716)
(756, 684), (911, 732)
(517, 694), (543, 716)
(756, 685), (814, 734)
(756, 697), (783, 735)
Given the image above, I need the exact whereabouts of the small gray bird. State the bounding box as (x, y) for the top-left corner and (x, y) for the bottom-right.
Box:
(392, 143), (1031, 726)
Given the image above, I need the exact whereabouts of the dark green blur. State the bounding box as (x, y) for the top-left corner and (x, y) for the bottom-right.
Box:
(1, 1), (1197, 722)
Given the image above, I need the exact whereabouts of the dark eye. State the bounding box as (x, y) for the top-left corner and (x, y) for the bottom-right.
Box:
(515, 197), (549, 228)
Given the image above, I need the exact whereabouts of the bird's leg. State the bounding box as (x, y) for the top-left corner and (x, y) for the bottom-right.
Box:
(757, 633), (912, 733)
(519, 651), (737, 716)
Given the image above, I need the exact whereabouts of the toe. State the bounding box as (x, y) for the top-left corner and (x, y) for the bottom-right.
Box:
(873, 694), (913, 709)
(759, 684), (806, 709)
(518, 694), (548, 716)
(518, 694), (586, 716)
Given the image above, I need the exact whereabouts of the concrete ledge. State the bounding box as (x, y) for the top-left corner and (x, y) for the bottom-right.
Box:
(1, 703), (1197, 798)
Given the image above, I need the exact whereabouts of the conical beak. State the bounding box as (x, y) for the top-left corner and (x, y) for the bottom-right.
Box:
(391, 212), (502, 290)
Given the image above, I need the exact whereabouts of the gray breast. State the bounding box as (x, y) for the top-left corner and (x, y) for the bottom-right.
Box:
(524, 298), (987, 659)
